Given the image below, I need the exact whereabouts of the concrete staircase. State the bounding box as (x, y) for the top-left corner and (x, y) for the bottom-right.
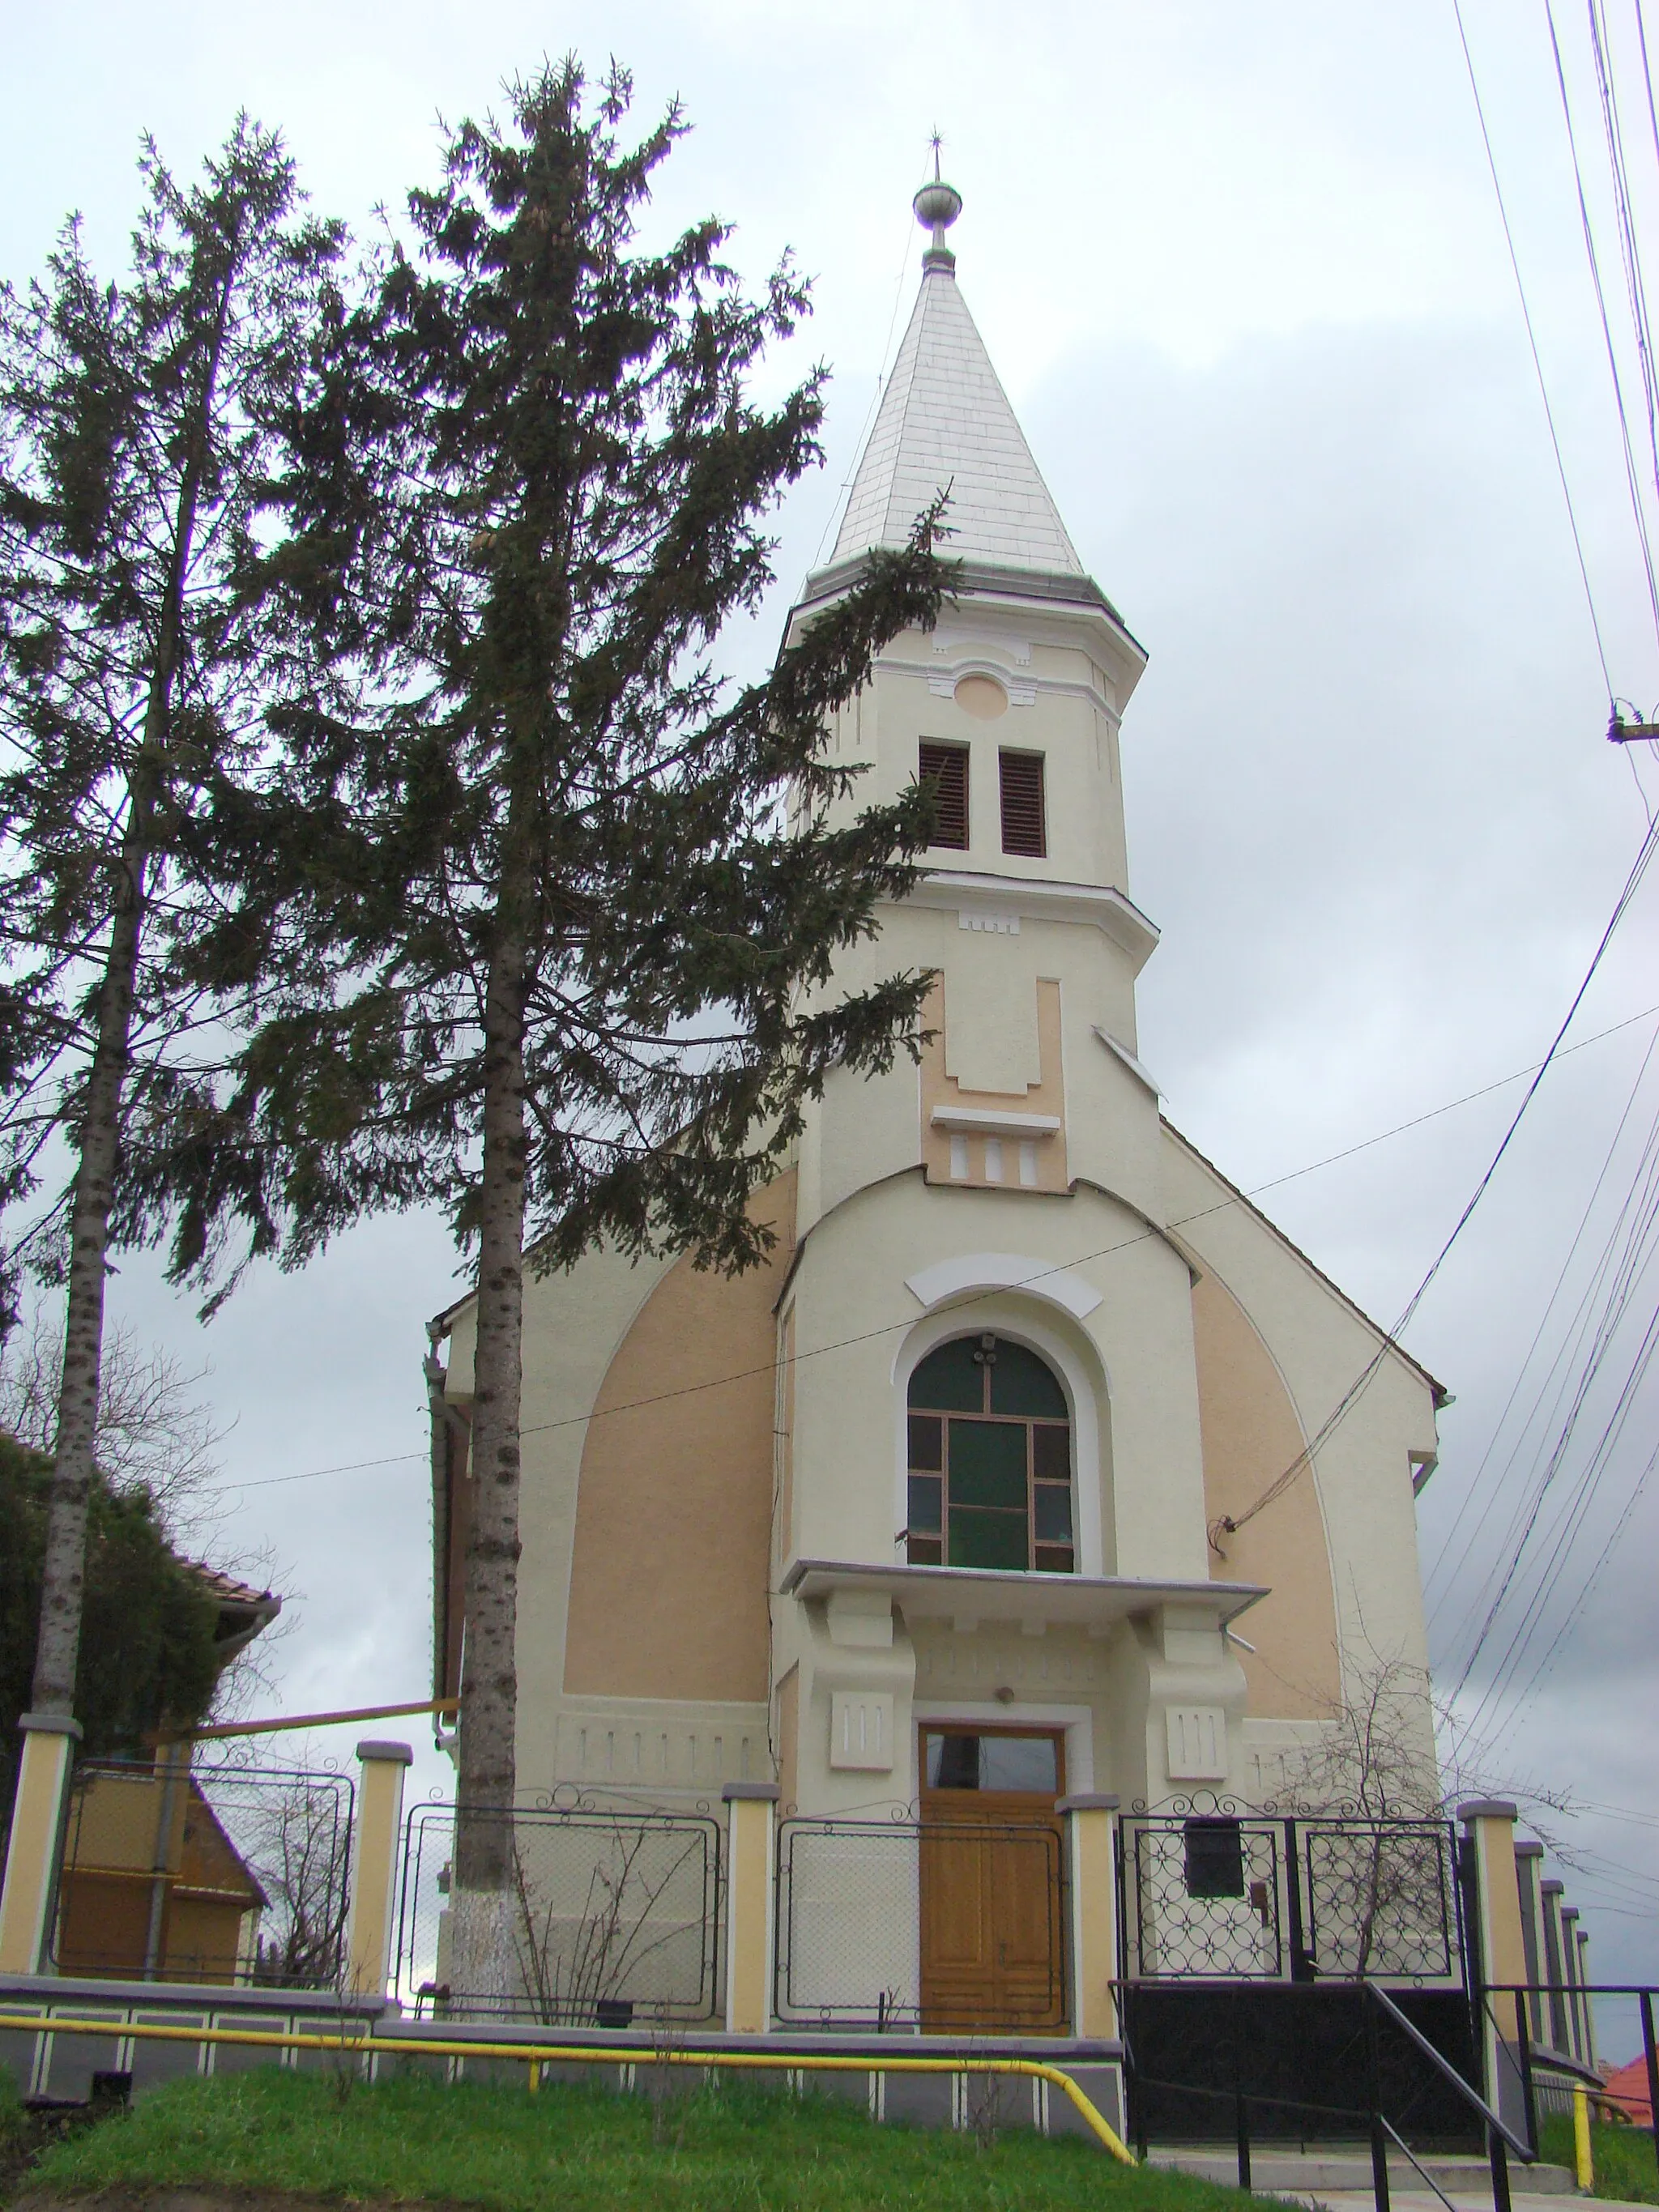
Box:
(1148, 2146), (1582, 2205)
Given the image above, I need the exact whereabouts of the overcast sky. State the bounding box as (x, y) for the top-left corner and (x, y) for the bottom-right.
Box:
(6, 0), (1657, 2050)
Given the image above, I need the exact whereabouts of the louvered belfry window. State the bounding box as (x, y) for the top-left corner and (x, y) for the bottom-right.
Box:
(999, 750), (1047, 857)
(918, 741), (970, 850)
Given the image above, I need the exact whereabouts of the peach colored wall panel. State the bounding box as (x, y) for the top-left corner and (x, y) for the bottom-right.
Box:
(563, 1174), (795, 1702)
(1191, 1269), (1341, 1720)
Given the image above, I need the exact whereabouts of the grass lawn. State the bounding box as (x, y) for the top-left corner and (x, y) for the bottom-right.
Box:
(1538, 2112), (1659, 2206)
(18, 2065), (1263, 2212)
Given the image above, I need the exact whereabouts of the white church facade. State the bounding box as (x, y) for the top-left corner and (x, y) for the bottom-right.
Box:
(429, 181), (1445, 2031)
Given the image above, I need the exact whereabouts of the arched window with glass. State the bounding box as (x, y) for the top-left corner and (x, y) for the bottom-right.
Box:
(905, 1332), (1075, 1573)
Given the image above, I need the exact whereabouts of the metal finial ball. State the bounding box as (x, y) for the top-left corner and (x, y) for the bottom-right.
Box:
(913, 181), (963, 232)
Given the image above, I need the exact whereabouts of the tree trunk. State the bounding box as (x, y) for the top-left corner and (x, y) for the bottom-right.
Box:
(26, 251), (233, 1719)
(27, 802), (153, 1715)
(448, 773), (535, 2004)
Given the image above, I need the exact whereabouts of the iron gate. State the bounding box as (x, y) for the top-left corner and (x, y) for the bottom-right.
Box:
(1119, 1808), (1465, 1984)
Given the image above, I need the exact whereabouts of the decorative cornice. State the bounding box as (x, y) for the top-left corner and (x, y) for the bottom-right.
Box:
(929, 1106), (1062, 1138)
(900, 870), (1160, 967)
(782, 1558), (1269, 1630)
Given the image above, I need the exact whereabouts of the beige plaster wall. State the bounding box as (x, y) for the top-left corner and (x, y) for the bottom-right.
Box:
(783, 1171), (1209, 1585)
(920, 974), (1068, 1191)
(1190, 1268), (1341, 1720)
(1160, 1125), (1440, 1767)
(561, 1173), (796, 1703)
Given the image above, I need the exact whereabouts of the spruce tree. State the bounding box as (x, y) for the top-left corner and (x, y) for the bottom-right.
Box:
(0, 123), (342, 1785)
(194, 62), (949, 1992)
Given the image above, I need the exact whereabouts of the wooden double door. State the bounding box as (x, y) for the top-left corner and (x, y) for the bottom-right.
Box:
(918, 1727), (1067, 2031)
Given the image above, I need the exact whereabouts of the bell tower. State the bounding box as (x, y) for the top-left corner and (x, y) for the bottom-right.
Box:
(786, 174), (1163, 1241)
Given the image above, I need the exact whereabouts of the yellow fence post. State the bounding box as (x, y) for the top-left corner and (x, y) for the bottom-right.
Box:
(1057, 1792), (1120, 2039)
(721, 1782), (778, 2035)
(344, 1741), (413, 2002)
(1572, 2084), (1593, 2191)
(0, 1713), (82, 1974)
(1458, 1799), (1526, 2133)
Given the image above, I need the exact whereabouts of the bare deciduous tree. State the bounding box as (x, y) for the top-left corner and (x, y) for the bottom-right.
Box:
(242, 1770), (352, 1989)
(0, 1305), (229, 1540)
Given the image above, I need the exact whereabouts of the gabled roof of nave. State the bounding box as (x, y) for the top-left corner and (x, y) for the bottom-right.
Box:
(830, 184), (1085, 578)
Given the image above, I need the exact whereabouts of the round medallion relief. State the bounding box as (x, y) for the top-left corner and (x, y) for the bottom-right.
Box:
(953, 672), (1009, 719)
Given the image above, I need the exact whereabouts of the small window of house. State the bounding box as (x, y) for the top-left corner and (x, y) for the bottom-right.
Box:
(905, 1333), (1074, 1573)
(918, 741), (970, 850)
(999, 750), (1046, 858)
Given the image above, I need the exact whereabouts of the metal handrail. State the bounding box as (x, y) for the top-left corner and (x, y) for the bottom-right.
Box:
(1366, 1981), (1533, 2161)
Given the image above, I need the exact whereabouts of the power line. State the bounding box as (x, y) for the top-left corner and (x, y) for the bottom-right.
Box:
(1423, 1017), (1659, 1617)
(1453, 0), (1616, 695)
(1213, 805), (1659, 1547)
(1548, 0), (1659, 642)
(211, 980), (1659, 1503)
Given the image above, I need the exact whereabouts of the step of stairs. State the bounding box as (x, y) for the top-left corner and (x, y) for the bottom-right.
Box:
(1146, 2148), (1580, 2197)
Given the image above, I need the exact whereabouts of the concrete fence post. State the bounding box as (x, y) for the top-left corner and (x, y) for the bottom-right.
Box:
(1574, 1924), (1597, 2071)
(343, 1740), (413, 2002)
(721, 1782), (779, 2034)
(1057, 1792), (1121, 2039)
(1561, 1906), (1586, 2067)
(1514, 1839), (1547, 2045)
(0, 1713), (82, 1974)
(1459, 1799), (1527, 2133)
(1539, 1877), (1571, 2054)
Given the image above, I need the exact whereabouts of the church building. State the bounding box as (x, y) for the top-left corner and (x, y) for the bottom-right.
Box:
(429, 177), (1445, 2030)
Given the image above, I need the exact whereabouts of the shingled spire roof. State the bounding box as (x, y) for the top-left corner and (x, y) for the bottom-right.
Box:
(831, 189), (1083, 577)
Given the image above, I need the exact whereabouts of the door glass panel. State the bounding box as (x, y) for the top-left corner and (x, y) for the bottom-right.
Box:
(980, 1735), (1058, 1792)
(949, 1507), (1027, 1569)
(925, 1733), (982, 1788)
(923, 1733), (1058, 1793)
(947, 1420), (1026, 1507)
(988, 1342), (1068, 1419)
(908, 1473), (943, 1532)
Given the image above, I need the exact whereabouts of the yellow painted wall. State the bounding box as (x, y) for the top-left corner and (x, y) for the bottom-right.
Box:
(1191, 1269), (1341, 1720)
(562, 1174), (796, 1702)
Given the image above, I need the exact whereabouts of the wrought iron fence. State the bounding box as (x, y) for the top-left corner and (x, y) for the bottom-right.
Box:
(393, 1798), (723, 2025)
(1120, 1805), (1463, 1985)
(1123, 1814), (1286, 1979)
(774, 1816), (1067, 2031)
(1302, 1820), (1460, 1980)
(53, 1753), (355, 1988)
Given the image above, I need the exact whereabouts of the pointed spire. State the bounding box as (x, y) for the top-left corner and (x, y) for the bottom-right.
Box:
(830, 169), (1083, 578)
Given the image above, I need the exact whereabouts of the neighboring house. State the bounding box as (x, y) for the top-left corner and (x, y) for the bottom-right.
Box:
(57, 1769), (268, 1984)
(56, 1562), (280, 1984)
(429, 185), (1446, 2028)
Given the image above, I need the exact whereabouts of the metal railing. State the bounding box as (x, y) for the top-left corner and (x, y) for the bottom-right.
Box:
(1118, 1977), (1533, 2212)
(774, 1816), (1067, 2031)
(1481, 1982), (1659, 2177)
(393, 1799), (723, 2025)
